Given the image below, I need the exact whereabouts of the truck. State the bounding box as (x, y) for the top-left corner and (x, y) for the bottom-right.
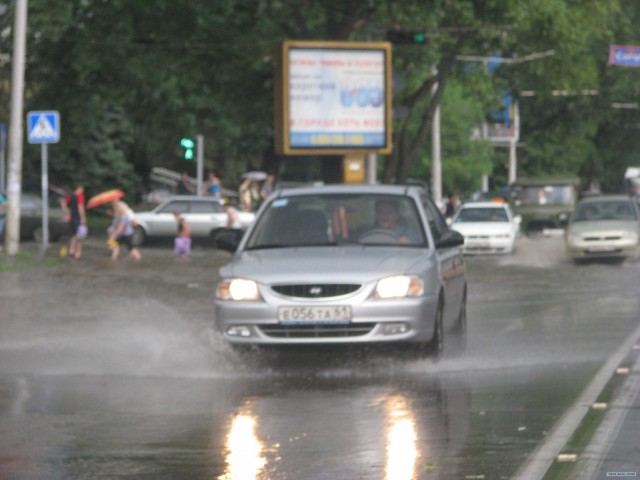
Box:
(509, 177), (581, 235)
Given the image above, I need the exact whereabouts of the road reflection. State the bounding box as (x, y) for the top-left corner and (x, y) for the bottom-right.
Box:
(383, 394), (418, 480)
(215, 367), (470, 480)
(219, 401), (268, 480)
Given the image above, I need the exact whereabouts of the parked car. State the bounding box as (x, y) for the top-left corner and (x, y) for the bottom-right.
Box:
(213, 184), (467, 359)
(132, 196), (255, 245)
(565, 195), (640, 262)
(450, 201), (521, 254)
(0, 192), (68, 242)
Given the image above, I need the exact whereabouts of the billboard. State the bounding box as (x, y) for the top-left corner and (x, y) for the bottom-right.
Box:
(275, 40), (393, 155)
(608, 44), (640, 67)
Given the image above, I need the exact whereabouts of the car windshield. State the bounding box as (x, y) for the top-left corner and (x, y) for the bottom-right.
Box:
(512, 185), (576, 205)
(455, 207), (509, 223)
(245, 193), (428, 249)
(573, 200), (638, 221)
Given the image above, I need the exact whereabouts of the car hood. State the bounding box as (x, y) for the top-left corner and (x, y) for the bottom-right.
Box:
(451, 222), (514, 235)
(568, 220), (640, 235)
(222, 246), (431, 284)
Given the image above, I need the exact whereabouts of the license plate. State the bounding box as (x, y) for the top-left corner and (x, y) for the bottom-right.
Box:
(587, 246), (616, 252)
(278, 306), (352, 324)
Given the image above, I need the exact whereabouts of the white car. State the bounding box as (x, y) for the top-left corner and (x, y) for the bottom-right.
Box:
(132, 196), (255, 245)
(450, 201), (520, 254)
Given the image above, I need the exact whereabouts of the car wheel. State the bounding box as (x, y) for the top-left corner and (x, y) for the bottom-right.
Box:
(450, 287), (467, 355)
(132, 226), (146, 246)
(430, 299), (445, 361)
(415, 297), (444, 361)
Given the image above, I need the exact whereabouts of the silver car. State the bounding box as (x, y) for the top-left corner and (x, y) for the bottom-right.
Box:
(132, 196), (255, 245)
(214, 184), (467, 358)
(565, 195), (640, 262)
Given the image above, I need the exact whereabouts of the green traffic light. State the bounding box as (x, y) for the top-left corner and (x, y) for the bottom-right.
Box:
(181, 138), (195, 149)
(412, 32), (426, 43)
(184, 149), (194, 160)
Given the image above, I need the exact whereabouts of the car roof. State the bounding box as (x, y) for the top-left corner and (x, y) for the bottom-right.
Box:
(577, 194), (634, 204)
(162, 195), (223, 202)
(459, 201), (508, 208)
(273, 183), (423, 198)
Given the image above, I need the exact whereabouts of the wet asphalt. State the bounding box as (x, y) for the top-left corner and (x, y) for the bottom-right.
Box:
(0, 234), (639, 479)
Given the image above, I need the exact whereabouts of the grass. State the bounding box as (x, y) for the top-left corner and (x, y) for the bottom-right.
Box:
(0, 248), (60, 272)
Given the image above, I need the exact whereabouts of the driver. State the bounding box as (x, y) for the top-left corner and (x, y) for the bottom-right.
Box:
(371, 199), (412, 244)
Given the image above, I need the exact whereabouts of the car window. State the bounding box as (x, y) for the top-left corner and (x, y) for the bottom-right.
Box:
(190, 201), (223, 214)
(574, 201), (638, 221)
(245, 193), (428, 249)
(159, 201), (190, 214)
(455, 207), (509, 223)
(421, 194), (447, 240)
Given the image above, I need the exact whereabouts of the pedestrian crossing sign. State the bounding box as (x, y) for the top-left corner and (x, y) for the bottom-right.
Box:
(27, 111), (60, 144)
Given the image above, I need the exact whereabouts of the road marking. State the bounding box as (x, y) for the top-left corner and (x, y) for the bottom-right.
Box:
(513, 321), (640, 480)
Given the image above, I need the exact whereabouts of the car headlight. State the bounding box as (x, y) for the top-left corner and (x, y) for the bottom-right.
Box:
(215, 278), (261, 301)
(374, 275), (423, 299)
(621, 231), (639, 241)
(566, 231), (582, 243)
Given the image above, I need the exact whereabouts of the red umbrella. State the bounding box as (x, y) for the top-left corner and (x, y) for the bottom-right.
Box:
(86, 189), (125, 209)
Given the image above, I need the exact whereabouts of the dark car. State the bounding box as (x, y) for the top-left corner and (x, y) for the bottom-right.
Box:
(0, 192), (68, 242)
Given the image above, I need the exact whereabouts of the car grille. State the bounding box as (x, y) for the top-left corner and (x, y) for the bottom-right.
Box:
(584, 236), (622, 241)
(259, 323), (376, 338)
(271, 284), (361, 298)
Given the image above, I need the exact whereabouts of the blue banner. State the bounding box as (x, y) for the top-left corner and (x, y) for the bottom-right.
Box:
(609, 45), (640, 67)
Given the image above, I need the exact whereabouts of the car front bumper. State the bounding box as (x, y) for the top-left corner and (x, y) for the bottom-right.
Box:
(214, 290), (440, 346)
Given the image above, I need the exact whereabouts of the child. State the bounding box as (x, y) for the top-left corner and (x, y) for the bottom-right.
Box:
(173, 211), (191, 261)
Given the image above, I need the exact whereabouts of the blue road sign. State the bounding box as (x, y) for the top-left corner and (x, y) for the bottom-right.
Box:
(609, 45), (640, 67)
(27, 111), (60, 144)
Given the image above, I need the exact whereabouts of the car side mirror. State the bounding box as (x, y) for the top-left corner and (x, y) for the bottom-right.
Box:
(215, 230), (242, 253)
(514, 214), (522, 225)
(436, 229), (464, 249)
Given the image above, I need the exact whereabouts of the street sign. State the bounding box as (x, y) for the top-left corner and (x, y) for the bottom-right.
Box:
(27, 111), (60, 143)
(608, 45), (640, 67)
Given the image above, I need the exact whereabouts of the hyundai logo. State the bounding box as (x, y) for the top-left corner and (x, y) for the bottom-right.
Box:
(308, 286), (323, 296)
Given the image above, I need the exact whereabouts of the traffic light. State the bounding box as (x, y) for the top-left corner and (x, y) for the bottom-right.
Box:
(386, 30), (428, 45)
(180, 137), (195, 160)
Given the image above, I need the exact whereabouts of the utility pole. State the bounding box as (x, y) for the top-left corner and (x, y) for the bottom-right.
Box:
(5, 0), (28, 256)
(431, 67), (442, 204)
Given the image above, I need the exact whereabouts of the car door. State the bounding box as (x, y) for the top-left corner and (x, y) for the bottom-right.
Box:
(183, 199), (226, 237)
(422, 194), (465, 328)
(150, 200), (191, 236)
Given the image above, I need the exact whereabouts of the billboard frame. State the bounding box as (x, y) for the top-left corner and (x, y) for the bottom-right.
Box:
(274, 40), (393, 156)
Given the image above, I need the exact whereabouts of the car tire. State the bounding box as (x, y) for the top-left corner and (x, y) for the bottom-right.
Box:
(132, 226), (146, 246)
(414, 296), (444, 361)
(450, 287), (467, 355)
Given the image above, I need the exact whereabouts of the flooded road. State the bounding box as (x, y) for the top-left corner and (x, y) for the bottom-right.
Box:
(1, 236), (639, 479)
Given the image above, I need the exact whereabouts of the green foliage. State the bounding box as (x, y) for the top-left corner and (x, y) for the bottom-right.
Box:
(0, 0), (638, 198)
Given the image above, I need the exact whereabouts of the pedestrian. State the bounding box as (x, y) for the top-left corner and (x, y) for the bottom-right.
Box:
(260, 174), (275, 203)
(224, 200), (244, 244)
(62, 185), (87, 259)
(173, 210), (191, 262)
(177, 172), (194, 195)
(108, 200), (141, 261)
(202, 171), (222, 197)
